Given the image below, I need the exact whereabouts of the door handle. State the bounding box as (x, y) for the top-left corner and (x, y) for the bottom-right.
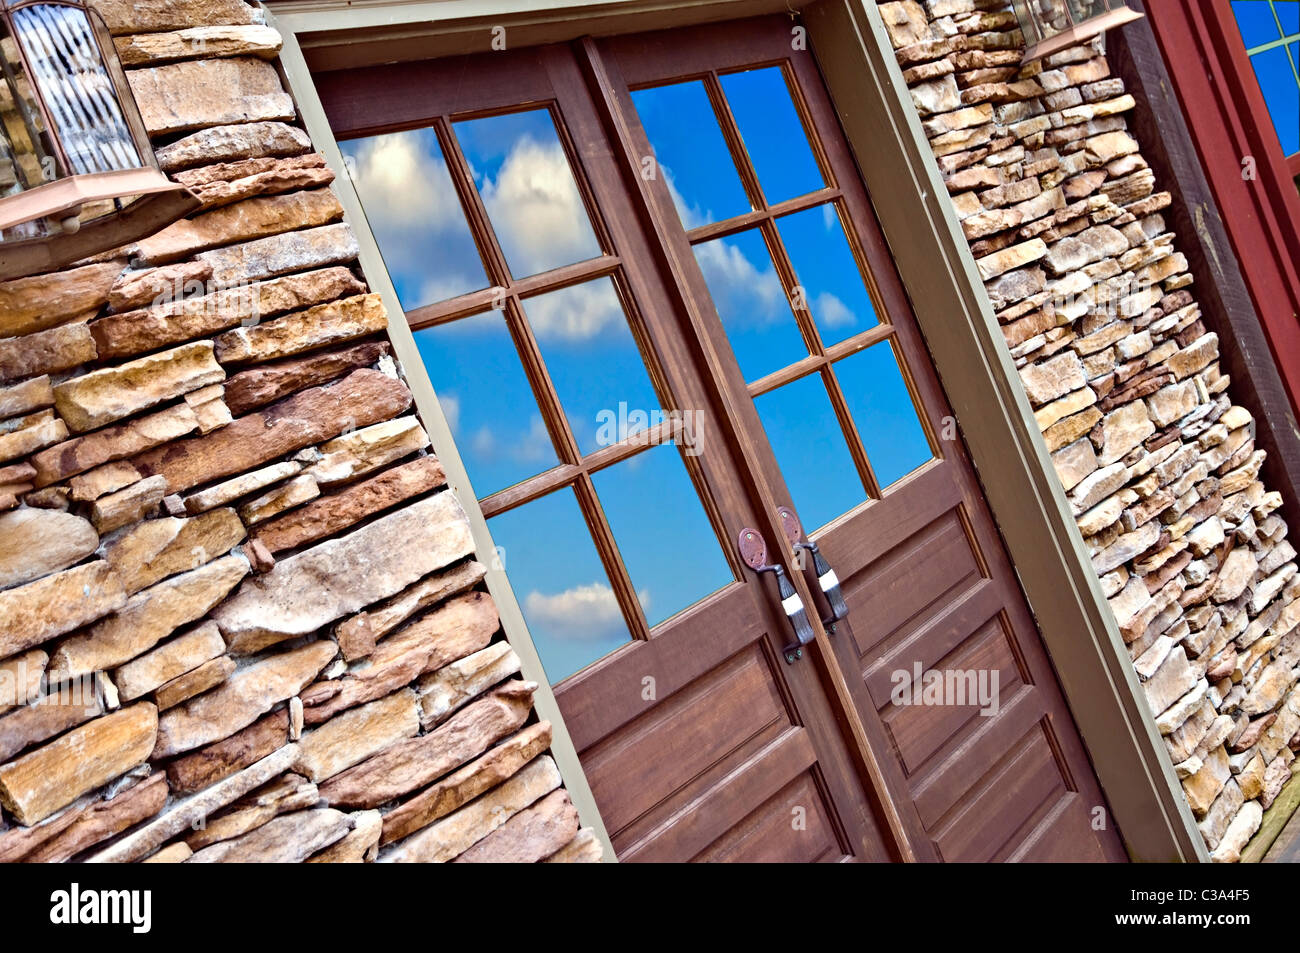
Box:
(778, 506), (849, 629)
(738, 527), (816, 664)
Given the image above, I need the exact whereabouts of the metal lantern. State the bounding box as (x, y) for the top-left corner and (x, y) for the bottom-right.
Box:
(1011, 0), (1143, 62)
(0, 0), (198, 279)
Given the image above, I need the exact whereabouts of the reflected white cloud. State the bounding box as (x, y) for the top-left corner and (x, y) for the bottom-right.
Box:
(470, 414), (553, 465)
(694, 237), (787, 326)
(478, 135), (601, 279)
(525, 279), (624, 342)
(525, 582), (651, 641)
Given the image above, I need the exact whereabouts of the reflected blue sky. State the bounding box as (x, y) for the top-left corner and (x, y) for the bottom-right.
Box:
(345, 67), (935, 682)
(1232, 1), (1300, 156)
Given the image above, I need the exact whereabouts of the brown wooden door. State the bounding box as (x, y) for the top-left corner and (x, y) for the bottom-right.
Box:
(320, 14), (1127, 863)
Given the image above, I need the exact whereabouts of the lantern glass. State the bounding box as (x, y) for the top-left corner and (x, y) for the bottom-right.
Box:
(0, 1), (198, 279)
(1012, 0), (1143, 62)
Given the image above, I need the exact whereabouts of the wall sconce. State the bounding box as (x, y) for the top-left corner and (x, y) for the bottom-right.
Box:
(0, 1), (199, 281)
(1011, 0), (1143, 63)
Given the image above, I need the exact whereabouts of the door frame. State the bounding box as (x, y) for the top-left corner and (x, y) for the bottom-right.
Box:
(264, 0), (1203, 862)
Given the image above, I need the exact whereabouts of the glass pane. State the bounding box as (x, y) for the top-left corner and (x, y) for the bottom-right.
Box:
(340, 128), (489, 311)
(776, 204), (880, 348)
(1250, 46), (1300, 154)
(414, 310), (559, 497)
(1278, 3), (1299, 36)
(591, 444), (733, 629)
(1234, 0), (1281, 46)
(719, 67), (824, 204)
(629, 80), (752, 228)
(834, 340), (934, 490)
(754, 372), (865, 532)
(522, 277), (659, 455)
(694, 227), (806, 382)
(489, 488), (632, 683)
(12, 5), (140, 176)
(453, 109), (601, 279)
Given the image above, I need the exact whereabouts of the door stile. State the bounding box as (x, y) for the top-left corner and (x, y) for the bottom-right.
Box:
(571, 34), (921, 862)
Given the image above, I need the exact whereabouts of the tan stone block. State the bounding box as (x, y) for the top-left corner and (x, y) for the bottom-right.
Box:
(0, 508), (97, 591)
(294, 689), (420, 782)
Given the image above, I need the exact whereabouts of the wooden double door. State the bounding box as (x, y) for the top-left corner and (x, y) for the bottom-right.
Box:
(321, 15), (1127, 863)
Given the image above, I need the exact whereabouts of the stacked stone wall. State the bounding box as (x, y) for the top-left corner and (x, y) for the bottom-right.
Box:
(880, 0), (1300, 860)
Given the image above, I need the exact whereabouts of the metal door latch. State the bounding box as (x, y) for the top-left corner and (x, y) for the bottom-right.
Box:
(778, 506), (849, 629)
(738, 527), (815, 664)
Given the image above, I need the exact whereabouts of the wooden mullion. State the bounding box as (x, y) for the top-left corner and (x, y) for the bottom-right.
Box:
(573, 470), (651, 641)
(823, 322), (895, 363)
(747, 352), (828, 398)
(703, 69), (768, 214)
(502, 292), (583, 468)
(479, 463), (583, 519)
(760, 214), (826, 359)
(433, 116), (512, 289)
(821, 360), (883, 503)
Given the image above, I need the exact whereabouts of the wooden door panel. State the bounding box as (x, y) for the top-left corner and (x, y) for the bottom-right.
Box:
(1006, 794), (1112, 863)
(693, 772), (846, 863)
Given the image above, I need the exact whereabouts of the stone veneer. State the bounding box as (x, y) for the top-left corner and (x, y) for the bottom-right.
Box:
(0, 0), (599, 864)
(879, 0), (1300, 860)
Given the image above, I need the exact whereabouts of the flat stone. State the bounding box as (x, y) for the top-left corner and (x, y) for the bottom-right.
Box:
(1165, 700), (1216, 762)
(1093, 519), (1159, 575)
(132, 369), (410, 494)
(113, 621), (226, 701)
(1210, 801), (1262, 862)
(238, 474), (319, 526)
(197, 222), (358, 286)
(319, 680), (535, 809)
(1197, 777), (1243, 851)
(3, 773), (166, 864)
(94, 267), (366, 361)
(215, 293), (387, 364)
(155, 656), (236, 709)
(0, 509), (98, 590)
(107, 260), (213, 313)
(1146, 380), (1200, 428)
(30, 404), (199, 487)
(1094, 401), (1154, 466)
(53, 342), (224, 433)
(156, 121), (311, 173)
(380, 752), (559, 862)
(188, 807), (351, 863)
(306, 416), (429, 488)
(0, 703), (156, 825)
(128, 57), (295, 137)
(183, 384), (232, 434)
(48, 555), (248, 680)
(975, 238), (1047, 280)
(302, 591), (498, 723)
(179, 155), (333, 211)
(89, 742), (298, 863)
(253, 456), (446, 555)
(0, 649), (46, 716)
(381, 721), (551, 845)
(224, 341), (389, 417)
(0, 562), (126, 659)
(142, 842), (193, 863)
(547, 829), (604, 863)
(418, 642), (521, 728)
(1181, 744), (1231, 816)
(1143, 645), (1198, 716)
(0, 261), (124, 338)
(164, 709), (288, 795)
(102, 508), (245, 595)
(1019, 351), (1086, 406)
(182, 771), (319, 850)
(214, 490), (474, 655)
(307, 809), (381, 863)
(0, 413), (67, 464)
(135, 189), (343, 266)
(115, 24), (282, 65)
(90, 475), (169, 534)
(0, 323), (97, 384)
(89, 0), (257, 34)
(180, 462), (301, 515)
(0, 687), (104, 763)
(0, 376), (54, 419)
(1212, 548), (1258, 603)
(294, 689), (420, 782)
(338, 559), (486, 650)
(152, 641), (336, 758)
(68, 460), (143, 502)
(454, 788), (579, 863)
(1242, 659), (1295, 716)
